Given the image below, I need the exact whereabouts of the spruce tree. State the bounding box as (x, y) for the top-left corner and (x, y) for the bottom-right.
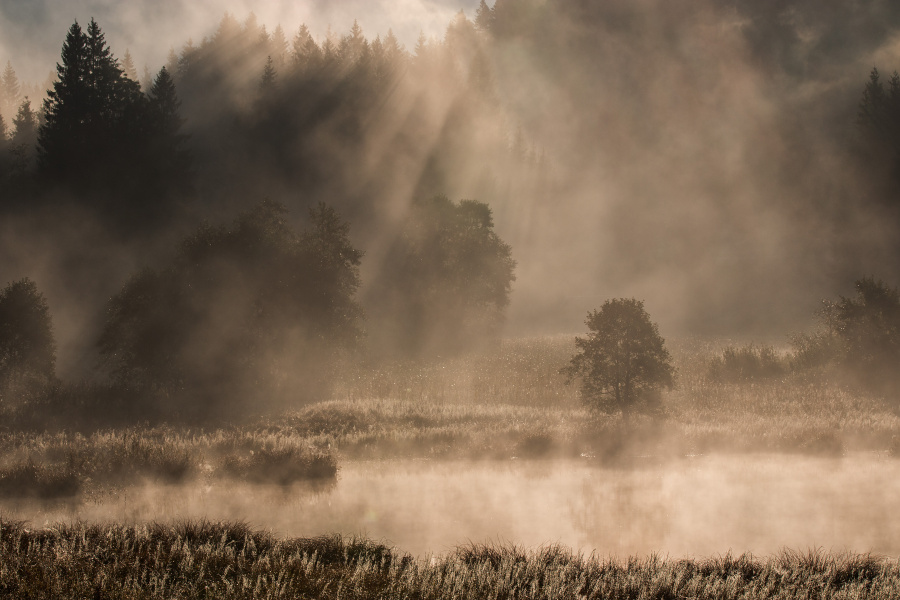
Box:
(146, 66), (192, 204)
(475, 0), (495, 32)
(122, 49), (139, 81)
(0, 62), (19, 120)
(40, 20), (142, 182)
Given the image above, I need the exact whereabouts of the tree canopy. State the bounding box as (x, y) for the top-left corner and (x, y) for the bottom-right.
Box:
(563, 298), (674, 414)
(0, 278), (56, 397)
(368, 195), (516, 357)
(98, 200), (363, 419)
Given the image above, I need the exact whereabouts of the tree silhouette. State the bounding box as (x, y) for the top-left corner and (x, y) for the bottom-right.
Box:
(370, 195), (515, 356)
(0, 62), (19, 121)
(0, 278), (56, 398)
(9, 98), (38, 177)
(98, 200), (362, 420)
(39, 20), (143, 192)
(563, 298), (674, 414)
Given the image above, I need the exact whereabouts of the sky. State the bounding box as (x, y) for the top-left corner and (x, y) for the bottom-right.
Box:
(0, 0), (481, 84)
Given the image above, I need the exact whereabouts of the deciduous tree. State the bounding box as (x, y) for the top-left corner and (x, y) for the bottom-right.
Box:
(563, 298), (674, 414)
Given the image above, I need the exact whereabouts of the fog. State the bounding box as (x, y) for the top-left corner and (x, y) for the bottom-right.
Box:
(2, 0), (900, 565)
(4, 455), (899, 558)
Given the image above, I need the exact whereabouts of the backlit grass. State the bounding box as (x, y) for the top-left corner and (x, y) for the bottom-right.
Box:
(2, 519), (898, 599)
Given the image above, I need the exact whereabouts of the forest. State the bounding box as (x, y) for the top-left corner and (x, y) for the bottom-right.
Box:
(3, 0), (900, 597)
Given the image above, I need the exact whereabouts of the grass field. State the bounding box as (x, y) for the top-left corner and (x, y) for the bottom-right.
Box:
(2, 336), (898, 499)
(2, 336), (899, 597)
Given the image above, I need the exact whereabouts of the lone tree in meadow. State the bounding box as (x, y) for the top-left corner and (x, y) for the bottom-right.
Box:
(563, 298), (674, 414)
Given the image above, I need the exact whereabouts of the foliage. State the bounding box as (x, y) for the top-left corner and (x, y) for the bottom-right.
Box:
(369, 195), (516, 357)
(790, 277), (900, 390)
(97, 200), (363, 419)
(707, 343), (787, 382)
(0, 278), (56, 400)
(563, 299), (674, 414)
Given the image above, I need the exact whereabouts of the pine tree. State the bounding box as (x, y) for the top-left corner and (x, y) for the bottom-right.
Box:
(341, 20), (369, 66)
(292, 25), (322, 71)
(10, 98), (38, 176)
(0, 62), (20, 120)
(122, 49), (138, 81)
(271, 25), (288, 68)
(475, 0), (495, 32)
(146, 66), (192, 201)
(259, 55), (277, 93)
(39, 19), (146, 202)
(858, 68), (887, 130)
(11, 98), (37, 147)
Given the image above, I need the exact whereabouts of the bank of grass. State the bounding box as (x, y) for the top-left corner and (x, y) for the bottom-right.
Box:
(1, 519), (898, 599)
(0, 428), (336, 499)
(2, 336), (899, 500)
(310, 335), (900, 458)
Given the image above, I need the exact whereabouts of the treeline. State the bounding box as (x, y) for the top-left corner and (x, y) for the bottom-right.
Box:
(0, 196), (514, 426)
(708, 277), (900, 395)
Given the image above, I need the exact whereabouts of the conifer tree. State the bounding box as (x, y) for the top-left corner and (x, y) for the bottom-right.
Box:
(10, 98), (38, 175)
(271, 25), (288, 67)
(259, 55), (277, 93)
(122, 49), (138, 81)
(475, 0), (495, 32)
(39, 19), (149, 221)
(146, 66), (192, 202)
(0, 61), (19, 120)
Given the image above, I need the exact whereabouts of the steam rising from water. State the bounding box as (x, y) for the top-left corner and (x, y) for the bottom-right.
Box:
(4, 455), (898, 558)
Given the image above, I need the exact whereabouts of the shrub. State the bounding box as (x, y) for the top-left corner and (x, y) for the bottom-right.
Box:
(707, 344), (786, 382)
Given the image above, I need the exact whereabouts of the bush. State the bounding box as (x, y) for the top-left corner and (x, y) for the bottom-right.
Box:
(790, 277), (900, 390)
(707, 344), (786, 382)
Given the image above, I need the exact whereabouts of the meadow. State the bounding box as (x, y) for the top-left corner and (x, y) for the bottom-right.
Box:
(2, 336), (900, 597)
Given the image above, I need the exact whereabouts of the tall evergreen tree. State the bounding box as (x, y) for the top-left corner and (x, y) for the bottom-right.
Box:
(475, 0), (496, 32)
(259, 55), (277, 93)
(9, 98), (38, 176)
(271, 25), (288, 67)
(122, 49), (139, 81)
(145, 66), (192, 205)
(39, 20), (142, 185)
(0, 62), (19, 120)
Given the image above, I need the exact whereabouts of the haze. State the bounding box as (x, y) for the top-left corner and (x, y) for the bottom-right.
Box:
(2, 0), (900, 568)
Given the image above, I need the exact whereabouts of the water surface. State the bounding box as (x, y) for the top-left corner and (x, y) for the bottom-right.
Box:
(3, 453), (897, 558)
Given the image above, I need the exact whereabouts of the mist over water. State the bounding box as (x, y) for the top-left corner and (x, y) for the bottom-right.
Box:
(5, 454), (898, 558)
